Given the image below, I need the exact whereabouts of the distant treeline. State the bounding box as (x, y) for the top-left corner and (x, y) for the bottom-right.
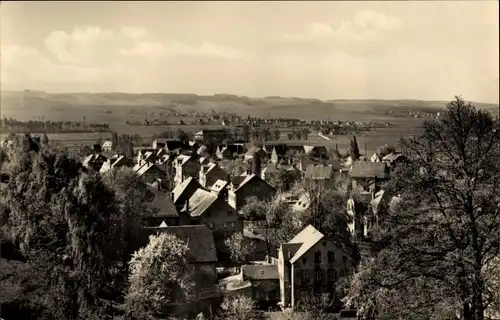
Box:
(1, 117), (111, 133)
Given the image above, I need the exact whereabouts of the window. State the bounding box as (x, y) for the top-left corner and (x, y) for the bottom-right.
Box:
(328, 251), (335, 263)
(230, 221), (235, 228)
(314, 269), (323, 282)
(315, 251), (321, 263)
(302, 270), (309, 282)
(302, 257), (307, 265)
(207, 222), (214, 229)
(255, 185), (261, 193)
(343, 256), (348, 268)
(224, 222), (228, 228)
(327, 269), (337, 282)
(227, 210), (233, 216)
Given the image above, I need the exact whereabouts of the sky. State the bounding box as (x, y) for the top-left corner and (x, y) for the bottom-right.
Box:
(1, 1), (499, 103)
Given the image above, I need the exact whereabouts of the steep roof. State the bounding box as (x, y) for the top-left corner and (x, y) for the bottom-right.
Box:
(172, 177), (201, 204)
(350, 161), (388, 179)
(291, 193), (311, 213)
(136, 163), (163, 178)
(147, 187), (178, 218)
(382, 152), (404, 162)
(323, 159), (341, 170)
(245, 147), (264, 157)
(184, 188), (219, 217)
(145, 225), (217, 263)
(175, 154), (193, 166)
(288, 225), (325, 264)
(234, 174), (272, 192)
(241, 265), (279, 281)
(231, 175), (247, 187)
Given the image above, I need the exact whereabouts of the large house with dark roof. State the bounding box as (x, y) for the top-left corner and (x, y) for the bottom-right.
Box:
(199, 162), (229, 188)
(171, 176), (203, 210)
(349, 161), (390, 192)
(142, 225), (220, 304)
(174, 154), (200, 186)
(228, 174), (276, 211)
(278, 225), (357, 310)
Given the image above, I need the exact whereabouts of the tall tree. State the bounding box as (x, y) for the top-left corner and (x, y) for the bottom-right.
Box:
(343, 97), (500, 320)
(224, 232), (255, 271)
(124, 232), (194, 319)
(350, 136), (360, 160)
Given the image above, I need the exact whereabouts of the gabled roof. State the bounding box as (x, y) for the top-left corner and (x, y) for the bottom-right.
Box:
(231, 175), (247, 187)
(83, 153), (107, 165)
(382, 152), (405, 162)
(291, 193), (311, 213)
(241, 265), (279, 281)
(176, 154), (193, 166)
(262, 164), (279, 174)
(350, 161), (388, 179)
(144, 225), (217, 263)
(146, 186), (178, 218)
(305, 164), (334, 180)
(210, 179), (229, 193)
(172, 177), (202, 204)
(136, 163), (163, 177)
(184, 188), (219, 217)
(288, 225), (325, 264)
(234, 174), (272, 192)
(221, 144), (245, 154)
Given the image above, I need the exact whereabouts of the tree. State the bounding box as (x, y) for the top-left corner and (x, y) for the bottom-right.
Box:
(124, 232), (195, 319)
(350, 136), (360, 160)
(217, 295), (262, 320)
(42, 132), (49, 145)
(111, 132), (119, 150)
(273, 127), (281, 141)
(302, 128), (310, 140)
(175, 129), (190, 143)
(297, 178), (351, 244)
(240, 196), (291, 261)
(224, 232), (255, 270)
(242, 125), (250, 142)
(343, 97), (500, 320)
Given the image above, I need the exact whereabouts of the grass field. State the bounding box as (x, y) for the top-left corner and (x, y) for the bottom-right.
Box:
(1, 91), (495, 153)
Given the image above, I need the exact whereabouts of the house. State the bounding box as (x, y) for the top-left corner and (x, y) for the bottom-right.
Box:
(137, 149), (159, 166)
(102, 140), (113, 152)
(346, 191), (374, 238)
(263, 144), (288, 164)
(194, 129), (230, 144)
(82, 153), (107, 172)
(278, 225), (357, 310)
(216, 144), (246, 160)
(174, 154), (201, 186)
(143, 184), (189, 227)
(142, 225), (220, 303)
(244, 147), (267, 162)
(199, 162), (229, 188)
(261, 164), (280, 183)
(305, 164), (336, 185)
(349, 161), (389, 192)
(370, 152), (383, 162)
(303, 145), (328, 159)
(228, 174), (276, 211)
(197, 145), (212, 158)
(382, 152), (407, 168)
(182, 188), (242, 252)
(297, 158), (317, 172)
(134, 162), (165, 186)
(243, 228), (269, 261)
(99, 155), (133, 174)
(241, 265), (280, 307)
(209, 179), (230, 199)
(172, 176), (203, 209)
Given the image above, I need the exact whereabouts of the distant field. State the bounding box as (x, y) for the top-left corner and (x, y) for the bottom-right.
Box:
(2, 91), (495, 152)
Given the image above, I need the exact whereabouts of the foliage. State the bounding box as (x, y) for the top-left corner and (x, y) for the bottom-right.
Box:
(124, 233), (194, 319)
(224, 232), (255, 268)
(349, 136), (360, 160)
(343, 97), (500, 320)
(1, 117), (111, 133)
(113, 134), (135, 159)
(217, 295), (262, 320)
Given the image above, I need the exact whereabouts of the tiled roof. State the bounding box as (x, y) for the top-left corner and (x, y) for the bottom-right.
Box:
(144, 225), (217, 263)
(176, 154), (192, 166)
(184, 188), (218, 217)
(147, 187), (179, 218)
(288, 225), (325, 264)
(241, 264), (279, 280)
(245, 147), (264, 157)
(305, 164), (334, 180)
(291, 193), (311, 213)
(350, 161), (388, 179)
(136, 163), (162, 177)
(172, 177), (202, 204)
(231, 175), (247, 187)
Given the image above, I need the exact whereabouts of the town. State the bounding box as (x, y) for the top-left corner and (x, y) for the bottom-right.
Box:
(1, 95), (499, 320)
